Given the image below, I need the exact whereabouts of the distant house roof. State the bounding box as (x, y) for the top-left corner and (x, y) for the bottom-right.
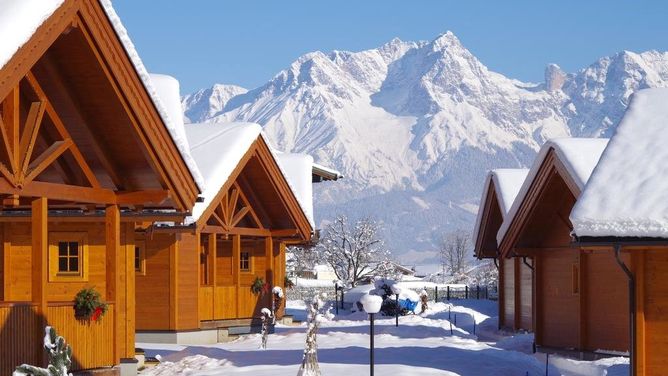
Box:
(571, 88), (668, 239)
(0, 0), (204, 189)
(473, 169), (528, 259)
(497, 138), (609, 246)
(312, 163), (343, 182)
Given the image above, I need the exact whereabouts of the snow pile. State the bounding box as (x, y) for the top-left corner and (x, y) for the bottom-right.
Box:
(497, 137), (608, 244)
(141, 355), (229, 375)
(272, 286), (284, 298)
(572, 88), (668, 238)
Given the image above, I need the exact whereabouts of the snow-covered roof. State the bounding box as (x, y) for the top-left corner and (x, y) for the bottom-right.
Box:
(0, 0), (204, 190)
(276, 153), (315, 226)
(312, 163), (343, 181)
(497, 138), (609, 244)
(184, 122), (262, 223)
(472, 168), (528, 249)
(184, 122), (315, 230)
(571, 88), (668, 238)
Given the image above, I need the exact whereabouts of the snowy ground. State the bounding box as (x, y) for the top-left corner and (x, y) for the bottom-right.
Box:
(138, 299), (628, 376)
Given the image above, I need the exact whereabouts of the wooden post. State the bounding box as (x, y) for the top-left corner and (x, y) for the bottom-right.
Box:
(514, 257), (521, 330)
(265, 236), (274, 286)
(32, 197), (48, 364)
(232, 234), (241, 317)
(633, 251), (645, 376)
(169, 236), (179, 329)
(123, 223), (136, 359)
(105, 204), (120, 364)
(207, 233), (217, 319)
(579, 250), (587, 352)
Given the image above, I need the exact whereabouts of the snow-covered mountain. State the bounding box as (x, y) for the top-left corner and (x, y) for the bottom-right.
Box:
(182, 32), (668, 262)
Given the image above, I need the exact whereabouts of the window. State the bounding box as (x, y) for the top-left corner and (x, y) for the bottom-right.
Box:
(240, 251), (250, 271)
(134, 241), (146, 275)
(57, 241), (80, 274)
(49, 232), (88, 282)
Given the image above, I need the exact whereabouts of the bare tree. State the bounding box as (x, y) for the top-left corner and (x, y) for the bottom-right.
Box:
(287, 245), (319, 278)
(316, 215), (392, 287)
(439, 230), (471, 277)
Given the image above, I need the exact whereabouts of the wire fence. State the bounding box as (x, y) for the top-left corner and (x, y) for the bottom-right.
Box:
(286, 284), (498, 303)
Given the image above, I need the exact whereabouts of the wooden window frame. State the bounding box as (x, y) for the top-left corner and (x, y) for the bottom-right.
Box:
(134, 240), (146, 276)
(240, 251), (251, 272)
(48, 232), (89, 282)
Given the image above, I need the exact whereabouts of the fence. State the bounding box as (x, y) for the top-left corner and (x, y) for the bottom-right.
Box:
(285, 283), (498, 305)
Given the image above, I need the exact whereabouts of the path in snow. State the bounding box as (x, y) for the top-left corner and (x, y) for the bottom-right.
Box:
(138, 300), (628, 376)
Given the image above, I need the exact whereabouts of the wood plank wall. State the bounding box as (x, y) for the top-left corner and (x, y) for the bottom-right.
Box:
(0, 302), (115, 375)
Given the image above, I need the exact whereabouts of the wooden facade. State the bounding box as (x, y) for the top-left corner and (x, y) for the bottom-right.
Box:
(0, 0), (200, 374)
(498, 149), (628, 354)
(136, 136), (311, 336)
(474, 174), (533, 332)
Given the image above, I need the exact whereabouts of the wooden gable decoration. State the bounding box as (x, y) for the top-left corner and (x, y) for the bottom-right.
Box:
(198, 136), (312, 242)
(0, 0), (199, 211)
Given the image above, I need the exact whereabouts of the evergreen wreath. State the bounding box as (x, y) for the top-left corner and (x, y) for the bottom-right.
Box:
(74, 287), (108, 322)
(251, 276), (270, 296)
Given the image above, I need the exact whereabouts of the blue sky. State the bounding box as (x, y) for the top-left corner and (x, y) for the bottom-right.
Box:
(114, 1), (668, 94)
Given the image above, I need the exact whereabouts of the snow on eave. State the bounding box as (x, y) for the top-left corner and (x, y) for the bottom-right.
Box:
(99, 0), (204, 191)
(472, 168), (528, 254)
(264, 137), (315, 231)
(0, 0), (65, 72)
(496, 138), (609, 246)
(312, 162), (343, 181)
(571, 88), (668, 239)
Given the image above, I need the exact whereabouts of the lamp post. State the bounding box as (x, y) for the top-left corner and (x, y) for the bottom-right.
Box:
(334, 280), (343, 315)
(361, 294), (382, 376)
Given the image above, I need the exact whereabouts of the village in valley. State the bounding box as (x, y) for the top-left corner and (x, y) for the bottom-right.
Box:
(1, 1), (667, 376)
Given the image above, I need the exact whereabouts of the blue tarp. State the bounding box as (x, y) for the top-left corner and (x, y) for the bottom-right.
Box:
(398, 298), (418, 312)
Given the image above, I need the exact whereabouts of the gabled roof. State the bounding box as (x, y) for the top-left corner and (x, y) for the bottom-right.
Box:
(496, 138), (608, 252)
(473, 169), (528, 259)
(183, 122), (314, 238)
(571, 88), (668, 239)
(0, 0), (203, 190)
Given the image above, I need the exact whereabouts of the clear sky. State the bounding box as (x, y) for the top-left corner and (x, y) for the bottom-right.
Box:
(113, 1), (668, 94)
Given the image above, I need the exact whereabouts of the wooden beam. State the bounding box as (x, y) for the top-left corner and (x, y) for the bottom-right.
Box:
(24, 139), (72, 184)
(235, 181), (264, 229)
(25, 72), (101, 189)
(201, 225), (226, 234)
(265, 236), (274, 286)
(116, 190), (170, 205)
(31, 197), (48, 363)
(228, 188), (239, 224)
(19, 101), (45, 175)
(170, 236), (178, 330)
(208, 233), (217, 319)
(3, 87), (19, 175)
(123, 223), (136, 359)
(105, 204), (121, 364)
(271, 229), (300, 237)
(0, 113), (16, 177)
(38, 54), (124, 189)
(230, 206), (250, 228)
(228, 227), (271, 237)
(232, 234), (241, 317)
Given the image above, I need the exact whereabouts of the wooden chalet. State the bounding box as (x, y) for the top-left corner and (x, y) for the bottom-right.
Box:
(496, 138), (632, 356)
(472, 168), (529, 331)
(570, 88), (668, 375)
(136, 121), (316, 343)
(0, 0), (201, 374)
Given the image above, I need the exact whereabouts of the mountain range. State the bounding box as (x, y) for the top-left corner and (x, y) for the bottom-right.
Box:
(181, 31), (668, 264)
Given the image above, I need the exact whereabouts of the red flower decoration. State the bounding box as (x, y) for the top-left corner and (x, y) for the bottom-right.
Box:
(92, 307), (103, 322)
